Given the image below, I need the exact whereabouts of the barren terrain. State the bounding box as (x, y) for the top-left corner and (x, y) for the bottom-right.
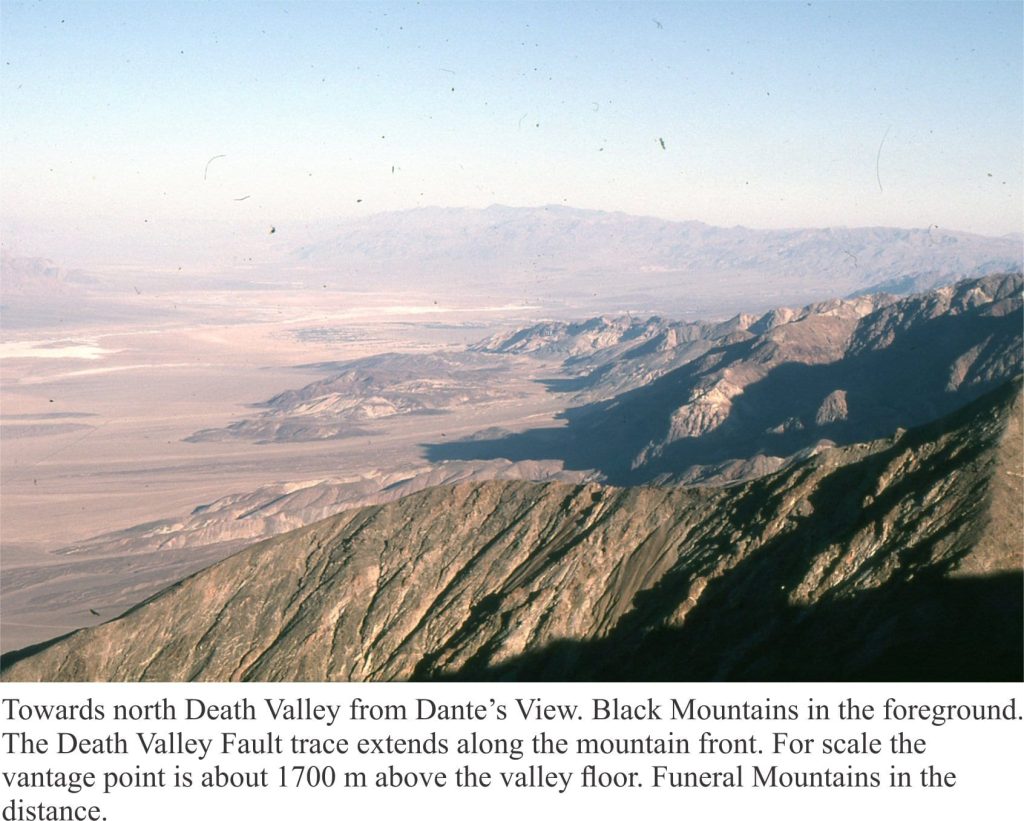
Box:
(2, 208), (1021, 662)
(0, 284), (567, 651)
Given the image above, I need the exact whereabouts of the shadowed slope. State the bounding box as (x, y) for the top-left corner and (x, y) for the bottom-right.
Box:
(427, 275), (1022, 485)
(3, 380), (1020, 682)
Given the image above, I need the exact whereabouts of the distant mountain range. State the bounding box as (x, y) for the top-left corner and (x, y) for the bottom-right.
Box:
(5, 207), (1021, 322)
(290, 205), (1023, 314)
(0, 253), (175, 329)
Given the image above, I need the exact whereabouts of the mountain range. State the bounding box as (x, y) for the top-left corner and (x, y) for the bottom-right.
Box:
(436, 275), (1023, 485)
(289, 205), (1023, 314)
(4, 377), (1019, 681)
(187, 274), (1021, 486)
(3, 271), (1022, 680)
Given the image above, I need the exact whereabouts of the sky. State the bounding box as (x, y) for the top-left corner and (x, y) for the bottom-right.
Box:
(1, 0), (1021, 263)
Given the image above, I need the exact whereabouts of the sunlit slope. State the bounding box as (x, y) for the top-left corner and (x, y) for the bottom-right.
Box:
(4, 379), (1020, 682)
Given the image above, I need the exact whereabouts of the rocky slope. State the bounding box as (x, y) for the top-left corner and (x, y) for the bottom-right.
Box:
(433, 275), (1023, 484)
(57, 458), (591, 559)
(1, 459), (591, 652)
(181, 289), (898, 445)
(472, 293), (899, 402)
(189, 277), (1018, 458)
(4, 378), (1020, 681)
(186, 352), (534, 443)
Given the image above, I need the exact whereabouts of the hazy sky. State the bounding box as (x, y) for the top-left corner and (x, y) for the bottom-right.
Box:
(1, 0), (1021, 261)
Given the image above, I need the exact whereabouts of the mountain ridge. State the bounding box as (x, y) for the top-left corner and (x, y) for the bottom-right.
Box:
(431, 274), (1023, 485)
(287, 205), (1022, 315)
(4, 377), (1019, 682)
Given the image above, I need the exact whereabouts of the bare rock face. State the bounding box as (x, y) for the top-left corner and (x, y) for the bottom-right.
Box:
(431, 275), (1022, 486)
(472, 295), (897, 403)
(815, 389), (849, 425)
(4, 380), (1020, 682)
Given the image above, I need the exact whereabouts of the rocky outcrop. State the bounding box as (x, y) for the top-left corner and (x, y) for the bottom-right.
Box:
(429, 275), (1022, 485)
(186, 353), (534, 443)
(472, 296), (896, 403)
(815, 389), (849, 425)
(5, 379), (1020, 682)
